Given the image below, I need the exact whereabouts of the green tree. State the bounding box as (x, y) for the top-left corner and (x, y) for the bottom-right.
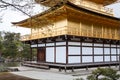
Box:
(87, 68), (120, 80)
(21, 44), (37, 61)
(2, 32), (21, 60)
(75, 68), (120, 80)
(21, 44), (31, 60)
(0, 32), (4, 59)
(0, 31), (37, 61)
(0, 32), (3, 54)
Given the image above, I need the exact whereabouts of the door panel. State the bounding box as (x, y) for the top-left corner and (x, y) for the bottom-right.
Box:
(37, 47), (46, 62)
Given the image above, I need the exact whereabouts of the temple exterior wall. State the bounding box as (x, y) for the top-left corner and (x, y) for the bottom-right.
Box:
(30, 35), (119, 64)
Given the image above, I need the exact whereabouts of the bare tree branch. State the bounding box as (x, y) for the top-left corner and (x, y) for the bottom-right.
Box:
(0, 0), (35, 17)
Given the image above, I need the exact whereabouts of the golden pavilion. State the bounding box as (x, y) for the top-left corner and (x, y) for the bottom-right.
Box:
(13, 0), (120, 71)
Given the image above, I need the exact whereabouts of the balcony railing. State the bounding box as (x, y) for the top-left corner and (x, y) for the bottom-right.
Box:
(21, 28), (119, 41)
(20, 35), (30, 41)
(20, 26), (67, 41)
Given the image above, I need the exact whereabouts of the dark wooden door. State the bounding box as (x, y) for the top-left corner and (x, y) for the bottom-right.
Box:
(37, 47), (46, 62)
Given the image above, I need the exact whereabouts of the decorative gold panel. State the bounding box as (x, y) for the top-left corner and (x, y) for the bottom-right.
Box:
(67, 18), (120, 40)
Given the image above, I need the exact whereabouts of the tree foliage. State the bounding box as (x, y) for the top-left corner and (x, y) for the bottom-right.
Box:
(75, 68), (120, 80)
(0, 32), (3, 52)
(21, 44), (31, 60)
(87, 68), (120, 80)
(2, 32), (20, 58)
(0, 31), (32, 61)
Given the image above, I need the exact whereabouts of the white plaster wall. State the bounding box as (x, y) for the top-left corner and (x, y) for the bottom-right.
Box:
(68, 56), (80, 63)
(56, 47), (66, 63)
(46, 47), (54, 62)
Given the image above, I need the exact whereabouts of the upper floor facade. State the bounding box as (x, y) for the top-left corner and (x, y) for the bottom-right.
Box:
(12, 4), (120, 41)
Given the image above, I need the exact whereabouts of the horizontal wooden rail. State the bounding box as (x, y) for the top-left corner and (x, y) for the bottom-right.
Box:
(21, 26), (67, 41)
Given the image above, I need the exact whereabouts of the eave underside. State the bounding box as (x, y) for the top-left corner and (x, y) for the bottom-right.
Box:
(23, 35), (120, 44)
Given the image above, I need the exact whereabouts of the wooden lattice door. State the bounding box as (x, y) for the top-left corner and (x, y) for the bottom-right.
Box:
(37, 47), (46, 62)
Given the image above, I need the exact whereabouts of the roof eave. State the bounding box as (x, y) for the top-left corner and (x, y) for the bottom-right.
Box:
(12, 1), (120, 28)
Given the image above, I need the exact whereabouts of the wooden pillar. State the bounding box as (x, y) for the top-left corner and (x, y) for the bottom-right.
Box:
(66, 40), (68, 64)
(80, 41), (82, 63)
(92, 40), (94, 63)
(59, 67), (62, 72)
(119, 54), (120, 71)
(118, 41), (120, 70)
(115, 43), (118, 68)
(72, 67), (74, 72)
(37, 41), (39, 62)
(116, 44), (118, 62)
(45, 42), (46, 62)
(30, 47), (33, 61)
(54, 42), (56, 63)
(64, 66), (67, 72)
(108, 42), (111, 68)
(86, 66), (88, 70)
(103, 41), (104, 62)
(110, 43), (112, 62)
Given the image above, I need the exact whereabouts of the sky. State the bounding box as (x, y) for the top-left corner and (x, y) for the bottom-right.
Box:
(108, 3), (120, 17)
(0, 10), (30, 35)
(0, 3), (120, 35)
(0, 3), (43, 35)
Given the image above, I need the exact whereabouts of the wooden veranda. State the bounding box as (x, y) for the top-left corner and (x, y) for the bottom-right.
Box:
(23, 61), (119, 72)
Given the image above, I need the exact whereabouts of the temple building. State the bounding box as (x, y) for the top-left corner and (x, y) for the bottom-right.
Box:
(13, 0), (120, 71)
